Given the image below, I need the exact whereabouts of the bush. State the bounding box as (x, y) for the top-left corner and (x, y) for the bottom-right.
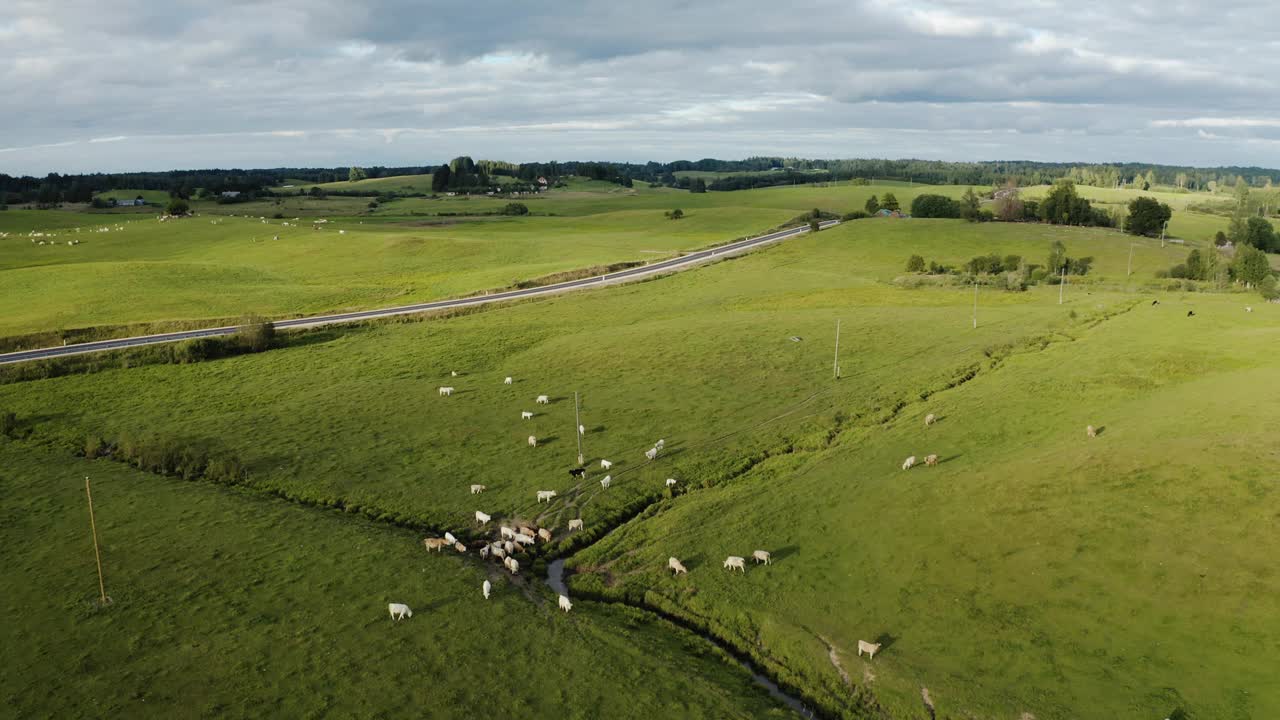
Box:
(905, 254), (925, 272)
(1030, 268), (1048, 283)
(1154, 269), (1170, 278)
(235, 316), (276, 353)
(841, 210), (868, 221)
(1259, 274), (1279, 300)
(1169, 264), (1189, 279)
(664, 209), (684, 220)
(166, 197), (190, 216)
(501, 202), (530, 216)
(272, 212), (284, 219)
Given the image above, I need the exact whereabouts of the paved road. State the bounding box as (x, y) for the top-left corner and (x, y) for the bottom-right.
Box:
(0, 219), (839, 365)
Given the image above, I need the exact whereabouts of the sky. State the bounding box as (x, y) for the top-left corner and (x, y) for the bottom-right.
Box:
(3, 0), (1280, 175)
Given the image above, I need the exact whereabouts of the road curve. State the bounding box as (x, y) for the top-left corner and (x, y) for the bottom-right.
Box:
(0, 219), (839, 365)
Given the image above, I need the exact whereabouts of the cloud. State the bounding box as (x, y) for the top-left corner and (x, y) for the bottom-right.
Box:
(3, 0), (1280, 173)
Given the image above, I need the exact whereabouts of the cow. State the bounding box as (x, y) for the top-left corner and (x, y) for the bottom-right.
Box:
(655, 439), (665, 450)
(422, 537), (448, 552)
(558, 595), (573, 612)
(645, 448), (658, 461)
(505, 557), (520, 574)
(500, 526), (515, 540)
(444, 532), (458, 545)
(752, 550), (771, 565)
(451, 371), (458, 377)
(492, 546), (506, 559)
(578, 424), (586, 436)
(475, 511), (491, 526)
(514, 533), (536, 546)
(568, 518), (584, 531)
(471, 484), (486, 494)
(723, 556), (746, 573)
(925, 454), (938, 466)
(857, 640), (882, 660)
(504, 377), (513, 385)
(925, 413), (937, 427)
(482, 580), (491, 600)
(522, 411), (534, 420)
(569, 467), (586, 479)
(600, 459), (613, 470)
(666, 478), (677, 487)
(536, 395), (550, 405)
(1087, 425), (1097, 438)
(438, 386), (454, 396)
(454, 542), (467, 553)
(528, 435), (538, 447)
(536, 490), (557, 503)
(519, 526), (536, 537)
(480, 544), (491, 559)
(538, 528), (553, 542)
(902, 456), (916, 470)
(388, 603), (413, 621)
(600, 476), (612, 489)
(669, 557), (689, 575)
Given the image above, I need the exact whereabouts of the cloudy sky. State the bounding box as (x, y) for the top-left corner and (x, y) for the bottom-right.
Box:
(3, 0), (1280, 174)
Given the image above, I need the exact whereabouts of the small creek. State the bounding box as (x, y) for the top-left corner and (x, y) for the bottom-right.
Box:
(545, 559), (816, 719)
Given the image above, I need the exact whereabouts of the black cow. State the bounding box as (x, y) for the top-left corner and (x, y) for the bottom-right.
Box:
(1187, 310), (1195, 317)
(569, 467), (586, 478)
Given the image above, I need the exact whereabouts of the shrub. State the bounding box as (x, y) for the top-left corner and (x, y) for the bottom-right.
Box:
(910, 194), (962, 218)
(83, 435), (108, 458)
(1169, 264), (1189, 279)
(235, 316), (276, 353)
(166, 197), (190, 216)
(1154, 269), (1170, 278)
(272, 212), (284, 219)
(664, 208), (684, 220)
(905, 254), (925, 272)
(1259, 274), (1279, 300)
(841, 210), (869, 221)
(502, 202), (530, 216)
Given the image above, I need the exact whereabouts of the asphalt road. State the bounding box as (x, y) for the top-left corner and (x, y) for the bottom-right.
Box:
(0, 219), (839, 365)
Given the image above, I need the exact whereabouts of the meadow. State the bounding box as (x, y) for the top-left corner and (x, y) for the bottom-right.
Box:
(2, 178), (1276, 718)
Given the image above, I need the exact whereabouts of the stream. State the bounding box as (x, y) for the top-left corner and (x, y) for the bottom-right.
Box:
(545, 559), (816, 719)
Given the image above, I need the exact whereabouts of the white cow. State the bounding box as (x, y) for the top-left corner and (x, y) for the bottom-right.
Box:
(536, 395), (550, 405)
(504, 376), (513, 385)
(538, 528), (553, 542)
(857, 640), (882, 660)
(668, 557), (688, 575)
(503, 540), (515, 554)
(483, 580), (491, 600)
(454, 542), (467, 553)
(514, 533), (536, 546)
(1086, 425), (1097, 438)
(500, 526), (515, 540)
(536, 490), (557, 503)
(600, 475), (612, 489)
(578, 424), (586, 436)
(902, 456), (916, 470)
(723, 556), (746, 573)
(558, 595), (573, 612)
(600, 459), (613, 470)
(925, 454), (938, 466)
(438, 386), (454, 396)
(925, 413), (937, 427)
(471, 484), (487, 494)
(655, 439), (665, 450)
(505, 557), (520, 574)
(645, 448), (658, 461)
(480, 544), (491, 559)
(519, 526), (536, 537)
(666, 478), (677, 487)
(475, 511), (491, 526)
(388, 603), (413, 621)
(568, 518), (584, 531)
(753, 550), (772, 565)
(492, 546), (506, 559)
(444, 532), (458, 545)
(451, 371), (459, 377)
(1246, 307), (1253, 313)
(528, 435), (538, 448)
(521, 411), (534, 420)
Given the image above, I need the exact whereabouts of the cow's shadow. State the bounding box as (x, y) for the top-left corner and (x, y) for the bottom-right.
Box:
(874, 632), (898, 653)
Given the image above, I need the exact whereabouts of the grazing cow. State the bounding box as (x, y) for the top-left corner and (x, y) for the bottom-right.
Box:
(500, 526), (515, 540)
(569, 518), (584, 531)
(1187, 310), (1195, 317)
(656, 439), (665, 450)
(504, 376), (513, 385)
(538, 528), (553, 542)
(752, 550), (772, 565)
(1246, 306), (1253, 313)
(569, 467), (586, 479)
(558, 595), (573, 612)
(475, 511), (491, 526)
(578, 424), (586, 436)
(857, 640), (882, 660)
(925, 413), (937, 427)
(505, 557), (520, 574)
(723, 556), (746, 573)
(536, 490), (557, 503)
(480, 544), (491, 559)
(902, 456), (916, 470)
(528, 435), (538, 448)
(492, 546), (506, 559)
(600, 459), (613, 470)
(668, 557), (688, 575)
(451, 371), (458, 377)
(388, 603), (413, 621)
(444, 532), (458, 545)
(1151, 300), (1160, 306)
(438, 386), (454, 396)
(666, 478), (677, 487)
(422, 537), (448, 552)
(454, 542), (467, 553)
(925, 454), (938, 466)
(503, 541), (515, 554)
(1087, 425), (1097, 438)
(536, 395), (550, 405)
(600, 476), (612, 489)
(482, 580), (491, 600)
(521, 411), (534, 420)
(519, 526), (536, 537)
(471, 484), (486, 494)
(514, 533), (535, 546)
(645, 448), (658, 461)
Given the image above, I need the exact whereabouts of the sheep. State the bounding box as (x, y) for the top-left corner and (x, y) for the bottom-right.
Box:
(578, 424), (586, 436)
(504, 376), (513, 385)
(444, 532), (458, 545)
(438, 386), (454, 396)
(528, 435), (538, 447)
(388, 603), (413, 621)
(857, 640), (881, 660)
(558, 594), (573, 612)
(422, 537), (448, 552)
(752, 550), (772, 565)
(536, 490), (557, 503)
(454, 541), (467, 553)
(500, 526), (515, 540)
(925, 454), (938, 466)
(902, 456), (916, 470)
(505, 557), (520, 574)
(536, 395), (550, 405)
(475, 511), (491, 526)
(600, 459), (613, 470)
(645, 448), (658, 461)
(1086, 425), (1097, 438)
(668, 557), (688, 575)
(471, 484), (487, 494)
(568, 518), (584, 531)
(600, 475), (612, 489)
(538, 528), (553, 542)
(723, 556), (746, 573)
(482, 580), (491, 600)
(925, 413), (937, 426)
(514, 533), (535, 546)
(665, 478), (677, 487)
(521, 411), (534, 420)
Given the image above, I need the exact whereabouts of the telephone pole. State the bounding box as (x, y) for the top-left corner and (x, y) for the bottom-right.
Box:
(1059, 263), (1068, 305)
(833, 319), (841, 379)
(574, 392), (584, 466)
(972, 280), (979, 328)
(84, 477), (110, 606)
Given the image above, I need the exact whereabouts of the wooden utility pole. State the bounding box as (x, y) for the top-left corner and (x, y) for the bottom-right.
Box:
(84, 477), (110, 606)
(972, 281), (979, 329)
(833, 319), (841, 379)
(1059, 263), (1068, 305)
(574, 392), (584, 466)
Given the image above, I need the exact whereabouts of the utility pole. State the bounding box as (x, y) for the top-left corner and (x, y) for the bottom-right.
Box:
(972, 280), (979, 328)
(84, 477), (110, 606)
(1160, 221), (1167, 248)
(833, 319), (841, 379)
(574, 392), (584, 466)
(1059, 263), (1067, 305)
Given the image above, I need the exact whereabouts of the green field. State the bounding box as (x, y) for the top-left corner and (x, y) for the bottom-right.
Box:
(3, 179), (1278, 718)
(93, 188), (169, 204)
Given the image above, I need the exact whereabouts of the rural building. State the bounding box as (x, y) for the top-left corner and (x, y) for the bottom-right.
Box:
(113, 197), (145, 207)
(221, 191), (241, 199)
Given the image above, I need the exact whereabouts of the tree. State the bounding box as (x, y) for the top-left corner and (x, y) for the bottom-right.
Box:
(960, 187), (981, 220)
(1234, 244), (1271, 286)
(864, 195), (880, 214)
(1185, 249), (1206, 281)
(880, 192), (900, 212)
(1215, 230), (1229, 246)
(905, 254), (925, 272)
(690, 178), (707, 193)
(993, 186), (1024, 222)
(808, 218), (821, 233)
(431, 165), (451, 193)
(1040, 180), (1082, 225)
(1047, 240), (1067, 274)
(1244, 216), (1277, 252)
(348, 167), (367, 182)
(664, 209), (684, 220)
(1124, 196), (1172, 236)
(166, 197), (189, 216)
(910, 194), (961, 218)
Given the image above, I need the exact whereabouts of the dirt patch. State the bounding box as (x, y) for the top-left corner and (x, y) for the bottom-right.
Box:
(862, 665), (876, 685)
(816, 634), (852, 687)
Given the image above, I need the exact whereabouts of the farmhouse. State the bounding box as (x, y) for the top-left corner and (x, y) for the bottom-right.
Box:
(220, 191), (241, 199)
(114, 197), (145, 207)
